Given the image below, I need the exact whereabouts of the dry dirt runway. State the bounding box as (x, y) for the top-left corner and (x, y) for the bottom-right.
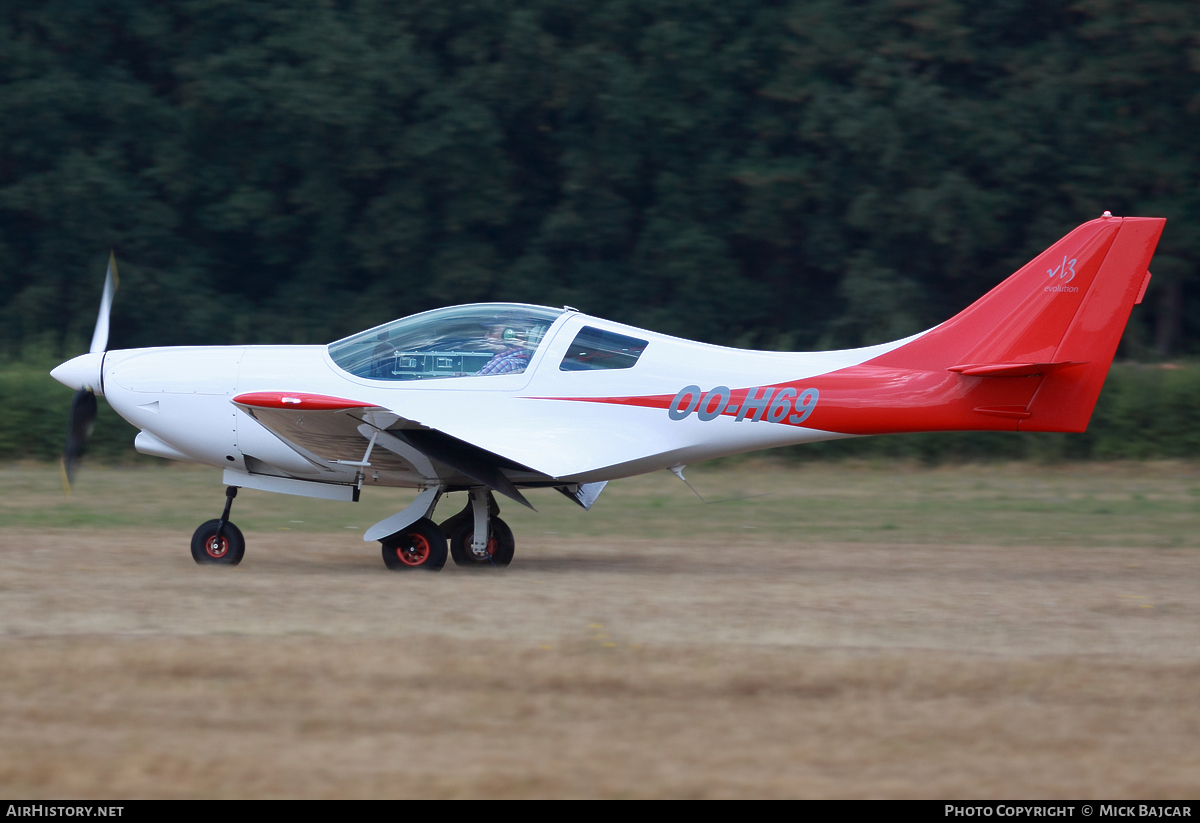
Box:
(1, 462), (1199, 797)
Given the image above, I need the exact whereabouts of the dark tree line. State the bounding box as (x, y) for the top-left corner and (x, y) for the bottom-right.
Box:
(1, 0), (1197, 357)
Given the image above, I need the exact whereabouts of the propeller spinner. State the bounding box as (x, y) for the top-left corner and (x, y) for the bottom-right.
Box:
(52, 252), (119, 492)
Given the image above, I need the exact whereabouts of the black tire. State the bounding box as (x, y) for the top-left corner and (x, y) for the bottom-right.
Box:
(191, 519), (246, 566)
(450, 516), (515, 568)
(381, 517), (447, 571)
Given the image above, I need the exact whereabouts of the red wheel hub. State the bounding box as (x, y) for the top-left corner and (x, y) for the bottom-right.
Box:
(206, 535), (229, 559)
(468, 532), (496, 559)
(396, 533), (431, 566)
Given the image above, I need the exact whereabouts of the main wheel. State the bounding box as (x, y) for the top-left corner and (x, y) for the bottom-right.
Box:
(381, 517), (447, 571)
(191, 519), (246, 566)
(450, 516), (515, 568)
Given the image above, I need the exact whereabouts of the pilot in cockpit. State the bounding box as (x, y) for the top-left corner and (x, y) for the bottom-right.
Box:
(476, 321), (546, 375)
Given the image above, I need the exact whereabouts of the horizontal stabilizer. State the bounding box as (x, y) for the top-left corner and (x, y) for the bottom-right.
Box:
(1135, 271), (1152, 305)
(949, 361), (1087, 378)
(974, 405), (1032, 419)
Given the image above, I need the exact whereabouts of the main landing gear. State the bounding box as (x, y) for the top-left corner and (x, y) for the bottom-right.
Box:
(440, 490), (514, 569)
(191, 485), (245, 566)
(377, 490), (515, 571)
(380, 518), (448, 571)
(447, 515), (514, 568)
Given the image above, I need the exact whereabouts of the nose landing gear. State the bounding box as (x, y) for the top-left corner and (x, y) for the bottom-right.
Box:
(191, 485), (245, 565)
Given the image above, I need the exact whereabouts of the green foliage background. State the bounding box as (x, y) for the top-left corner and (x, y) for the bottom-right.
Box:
(2, 1), (1198, 464)
(2, 0), (1198, 355)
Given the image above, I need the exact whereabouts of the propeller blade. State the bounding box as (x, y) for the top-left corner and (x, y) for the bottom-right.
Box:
(62, 252), (117, 493)
(89, 251), (119, 354)
(62, 387), (98, 493)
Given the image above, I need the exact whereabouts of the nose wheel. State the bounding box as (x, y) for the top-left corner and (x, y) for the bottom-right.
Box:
(191, 486), (245, 565)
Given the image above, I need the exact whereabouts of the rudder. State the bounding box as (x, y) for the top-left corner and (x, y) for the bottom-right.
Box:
(1022, 217), (1165, 432)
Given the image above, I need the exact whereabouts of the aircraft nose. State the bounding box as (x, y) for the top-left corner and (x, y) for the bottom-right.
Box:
(51, 352), (105, 395)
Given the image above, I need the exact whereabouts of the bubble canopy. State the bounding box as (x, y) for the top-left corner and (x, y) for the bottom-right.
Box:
(328, 304), (565, 381)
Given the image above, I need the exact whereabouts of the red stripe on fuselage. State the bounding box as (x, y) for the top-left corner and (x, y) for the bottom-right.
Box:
(527, 361), (1038, 435)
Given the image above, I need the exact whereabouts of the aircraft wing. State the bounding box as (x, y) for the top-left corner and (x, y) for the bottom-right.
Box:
(380, 395), (688, 481)
(234, 391), (418, 472)
(233, 392), (540, 507)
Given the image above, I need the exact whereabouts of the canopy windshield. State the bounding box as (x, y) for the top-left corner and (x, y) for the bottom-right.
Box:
(328, 304), (564, 381)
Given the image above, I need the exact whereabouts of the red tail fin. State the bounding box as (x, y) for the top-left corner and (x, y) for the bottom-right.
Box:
(1023, 217), (1165, 431)
(795, 215), (1164, 436)
(867, 215), (1148, 372)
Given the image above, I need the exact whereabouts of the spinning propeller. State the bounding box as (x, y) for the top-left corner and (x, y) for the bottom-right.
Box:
(56, 252), (118, 493)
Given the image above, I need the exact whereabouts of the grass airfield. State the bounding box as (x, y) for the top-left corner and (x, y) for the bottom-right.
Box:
(1, 459), (1199, 798)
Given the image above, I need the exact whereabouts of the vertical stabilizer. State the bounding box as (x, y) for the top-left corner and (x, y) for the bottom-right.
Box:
(788, 215), (1164, 437)
(1023, 217), (1165, 431)
(865, 216), (1124, 372)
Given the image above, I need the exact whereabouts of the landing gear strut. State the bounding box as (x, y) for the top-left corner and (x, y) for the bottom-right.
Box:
(191, 485), (245, 565)
(443, 490), (516, 568)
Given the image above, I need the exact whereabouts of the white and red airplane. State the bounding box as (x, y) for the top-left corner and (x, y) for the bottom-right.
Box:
(51, 213), (1164, 571)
